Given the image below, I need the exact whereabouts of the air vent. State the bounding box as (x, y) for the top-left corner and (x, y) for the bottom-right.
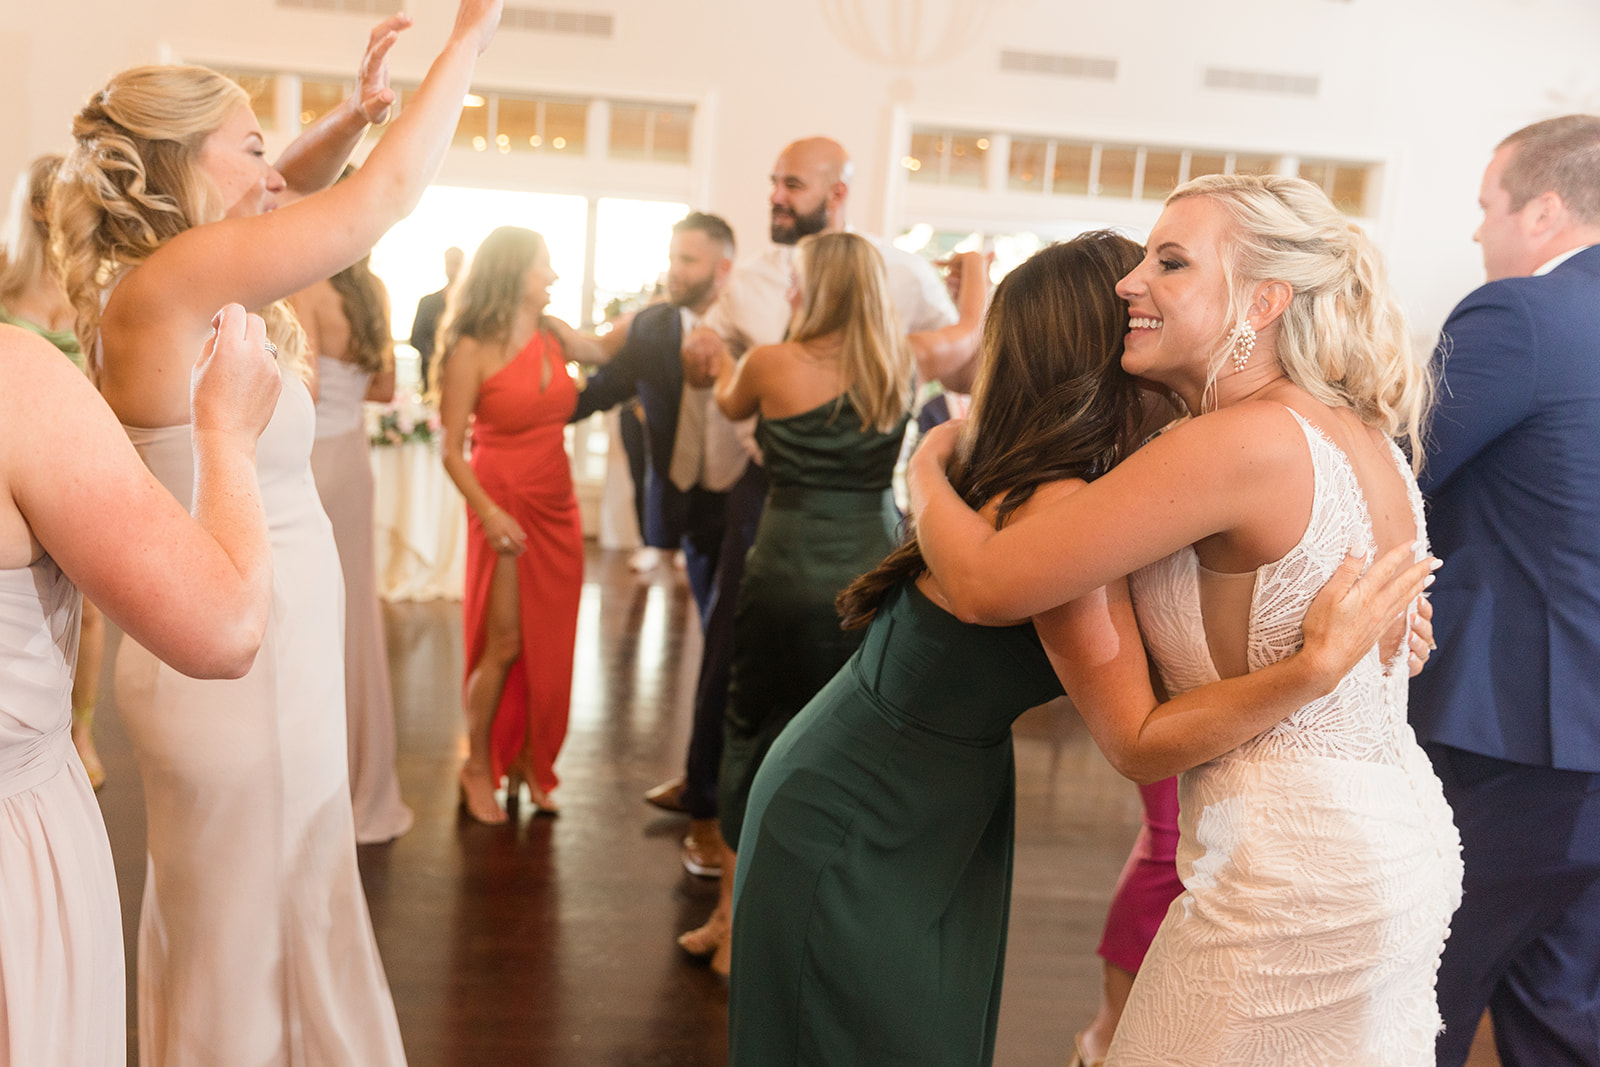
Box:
(1203, 67), (1320, 97)
(500, 6), (615, 37)
(1000, 49), (1117, 81)
(276, 0), (403, 14)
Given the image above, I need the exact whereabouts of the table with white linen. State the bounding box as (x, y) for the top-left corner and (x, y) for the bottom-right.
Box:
(371, 441), (467, 601)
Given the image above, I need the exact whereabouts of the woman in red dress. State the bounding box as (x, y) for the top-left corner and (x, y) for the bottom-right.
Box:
(438, 226), (584, 823)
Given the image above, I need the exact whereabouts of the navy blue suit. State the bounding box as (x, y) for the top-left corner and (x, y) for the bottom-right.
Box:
(1412, 245), (1600, 1066)
(572, 302), (728, 821)
(572, 302), (726, 619)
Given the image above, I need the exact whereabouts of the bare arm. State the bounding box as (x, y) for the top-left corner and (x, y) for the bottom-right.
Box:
(542, 316), (609, 368)
(437, 339), (526, 556)
(1, 311), (277, 677)
(273, 15), (409, 195)
(122, 0), (501, 330)
(1040, 539), (1437, 782)
(713, 341), (767, 421)
(907, 404), (1309, 624)
(908, 251), (987, 392)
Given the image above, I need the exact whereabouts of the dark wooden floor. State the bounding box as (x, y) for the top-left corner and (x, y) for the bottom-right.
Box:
(93, 545), (1499, 1066)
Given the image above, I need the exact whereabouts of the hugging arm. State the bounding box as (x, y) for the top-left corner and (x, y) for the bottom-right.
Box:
(1041, 544), (1437, 782)
(908, 405), (1307, 624)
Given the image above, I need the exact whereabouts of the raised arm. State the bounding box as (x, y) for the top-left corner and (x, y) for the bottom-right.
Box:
(273, 15), (409, 196)
(908, 403), (1310, 624)
(1, 310), (277, 677)
(135, 0), (501, 321)
(1043, 540), (1437, 782)
(908, 251), (987, 393)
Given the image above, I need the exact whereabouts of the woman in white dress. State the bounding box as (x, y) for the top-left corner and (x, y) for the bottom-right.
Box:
(293, 252), (415, 844)
(0, 306), (278, 1066)
(910, 175), (1462, 1065)
(50, 2), (502, 1062)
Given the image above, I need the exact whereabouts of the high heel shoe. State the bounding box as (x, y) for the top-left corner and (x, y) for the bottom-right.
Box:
(677, 905), (730, 970)
(458, 768), (507, 825)
(1067, 1033), (1105, 1067)
(506, 765), (560, 816)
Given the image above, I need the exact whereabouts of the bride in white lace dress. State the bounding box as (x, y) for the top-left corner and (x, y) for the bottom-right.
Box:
(910, 174), (1461, 1065)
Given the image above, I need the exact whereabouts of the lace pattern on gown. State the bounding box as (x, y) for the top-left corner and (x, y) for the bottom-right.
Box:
(1110, 409), (1463, 1067)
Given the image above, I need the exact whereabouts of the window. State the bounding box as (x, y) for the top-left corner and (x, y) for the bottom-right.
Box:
(218, 69), (277, 132)
(903, 128), (989, 187)
(609, 103), (695, 163)
(904, 122), (1380, 216)
(300, 78), (349, 128)
(1299, 158), (1378, 216)
(1007, 138), (1047, 193)
(1052, 143), (1093, 195)
(1141, 149), (1184, 201)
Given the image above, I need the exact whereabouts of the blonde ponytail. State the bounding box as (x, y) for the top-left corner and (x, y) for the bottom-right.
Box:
(51, 65), (308, 381)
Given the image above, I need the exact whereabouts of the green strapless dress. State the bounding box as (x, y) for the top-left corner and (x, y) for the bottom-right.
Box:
(718, 398), (907, 850)
(729, 580), (1066, 1066)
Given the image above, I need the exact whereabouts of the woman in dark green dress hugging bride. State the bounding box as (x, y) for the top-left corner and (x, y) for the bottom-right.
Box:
(697, 231), (914, 975)
(725, 232), (1437, 1066)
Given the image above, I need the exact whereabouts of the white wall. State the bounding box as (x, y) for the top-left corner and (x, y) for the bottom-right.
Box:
(9, 0), (1600, 338)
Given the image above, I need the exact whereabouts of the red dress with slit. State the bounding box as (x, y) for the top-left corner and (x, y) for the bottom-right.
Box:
(462, 329), (583, 794)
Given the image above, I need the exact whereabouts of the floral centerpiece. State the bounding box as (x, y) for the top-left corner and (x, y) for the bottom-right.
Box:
(368, 391), (442, 448)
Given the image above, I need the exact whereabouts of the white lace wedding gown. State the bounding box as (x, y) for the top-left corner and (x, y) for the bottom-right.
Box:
(1107, 409), (1463, 1066)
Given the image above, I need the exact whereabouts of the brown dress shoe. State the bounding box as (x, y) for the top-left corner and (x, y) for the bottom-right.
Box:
(681, 818), (723, 878)
(644, 776), (688, 813)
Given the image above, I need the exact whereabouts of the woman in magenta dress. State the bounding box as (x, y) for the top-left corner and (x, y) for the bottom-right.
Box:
(438, 226), (584, 823)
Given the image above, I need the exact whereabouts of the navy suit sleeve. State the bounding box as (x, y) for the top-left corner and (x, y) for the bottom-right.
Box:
(570, 323), (649, 422)
(1421, 284), (1540, 494)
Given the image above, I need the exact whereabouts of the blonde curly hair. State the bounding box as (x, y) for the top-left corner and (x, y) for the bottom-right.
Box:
(51, 64), (307, 380)
(1167, 173), (1433, 470)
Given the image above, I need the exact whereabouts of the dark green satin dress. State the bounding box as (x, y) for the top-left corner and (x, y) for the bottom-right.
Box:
(728, 580), (1066, 1066)
(718, 398), (907, 851)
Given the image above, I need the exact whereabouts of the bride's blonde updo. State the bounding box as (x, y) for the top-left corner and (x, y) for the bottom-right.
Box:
(1168, 173), (1432, 469)
(51, 64), (307, 379)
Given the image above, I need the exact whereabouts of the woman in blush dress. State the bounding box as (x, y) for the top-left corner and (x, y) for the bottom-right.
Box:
(292, 248), (414, 844)
(50, 2), (502, 1060)
(0, 305), (278, 1066)
(437, 226), (584, 824)
(910, 177), (1460, 1066)
(0, 154), (109, 791)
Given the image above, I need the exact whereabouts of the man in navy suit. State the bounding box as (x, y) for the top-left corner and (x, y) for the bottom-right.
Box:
(1412, 115), (1600, 1067)
(572, 212), (736, 620)
(571, 212), (735, 877)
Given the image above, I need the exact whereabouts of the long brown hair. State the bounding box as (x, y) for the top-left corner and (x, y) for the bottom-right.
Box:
(837, 231), (1147, 628)
(434, 226), (551, 393)
(789, 232), (912, 433)
(329, 255), (392, 373)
